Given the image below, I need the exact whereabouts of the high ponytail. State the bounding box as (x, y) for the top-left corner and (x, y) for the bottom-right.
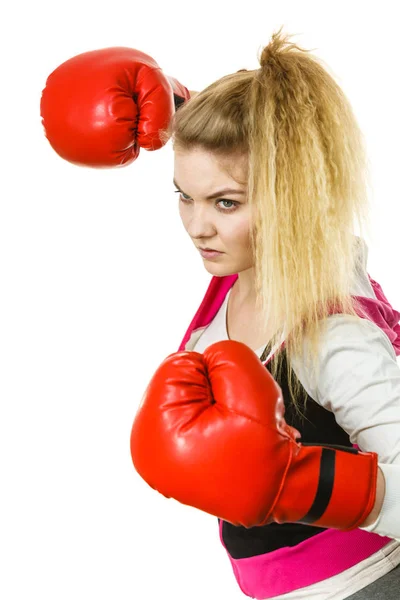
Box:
(160, 26), (373, 417)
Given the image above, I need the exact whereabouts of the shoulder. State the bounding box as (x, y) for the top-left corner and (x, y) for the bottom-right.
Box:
(289, 313), (398, 405)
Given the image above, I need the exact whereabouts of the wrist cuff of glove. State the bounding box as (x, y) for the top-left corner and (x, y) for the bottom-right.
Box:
(166, 75), (191, 110)
(272, 443), (378, 530)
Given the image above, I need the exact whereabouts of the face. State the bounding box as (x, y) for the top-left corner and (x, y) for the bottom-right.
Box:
(174, 148), (256, 290)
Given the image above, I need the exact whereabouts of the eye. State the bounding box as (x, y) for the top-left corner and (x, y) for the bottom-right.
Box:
(174, 190), (239, 212)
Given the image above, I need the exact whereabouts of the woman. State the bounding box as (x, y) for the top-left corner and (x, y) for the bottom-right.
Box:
(41, 27), (400, 600)
(140, 27), (400, 599)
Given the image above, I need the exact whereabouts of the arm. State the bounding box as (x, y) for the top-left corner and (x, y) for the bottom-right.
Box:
(360, 467), (385, 527)
(291, 315), (400, 539)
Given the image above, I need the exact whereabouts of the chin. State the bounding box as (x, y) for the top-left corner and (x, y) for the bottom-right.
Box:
(203, 263), (237, 276)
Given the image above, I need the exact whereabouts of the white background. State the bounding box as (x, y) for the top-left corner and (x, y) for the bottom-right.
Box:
(1, 2), (400, 599)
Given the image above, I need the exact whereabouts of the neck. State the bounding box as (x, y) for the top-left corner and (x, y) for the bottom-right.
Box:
(231, 279), (257, 308)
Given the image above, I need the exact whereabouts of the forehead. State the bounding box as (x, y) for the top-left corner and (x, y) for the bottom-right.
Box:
(173, 148), (247, 184)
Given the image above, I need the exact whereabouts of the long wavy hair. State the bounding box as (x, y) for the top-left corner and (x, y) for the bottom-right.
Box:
(159, 26), (373, 419)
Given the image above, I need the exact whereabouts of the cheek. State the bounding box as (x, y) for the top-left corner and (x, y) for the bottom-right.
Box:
(227, 219), (251, 247)
(178, 203), (187, 225)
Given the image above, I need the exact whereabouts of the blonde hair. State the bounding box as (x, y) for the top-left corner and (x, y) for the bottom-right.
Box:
(160, 26), (373, 419)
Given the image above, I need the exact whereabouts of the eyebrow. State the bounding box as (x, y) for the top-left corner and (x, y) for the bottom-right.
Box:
(173, 178), (245, 200)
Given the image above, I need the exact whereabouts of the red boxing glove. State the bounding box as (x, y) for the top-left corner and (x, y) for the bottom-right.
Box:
(130, 340), (378, 530)
(40, 47), (191, 168)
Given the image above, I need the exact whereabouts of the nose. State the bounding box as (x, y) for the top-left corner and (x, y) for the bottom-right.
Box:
(184, 205), (217, 240)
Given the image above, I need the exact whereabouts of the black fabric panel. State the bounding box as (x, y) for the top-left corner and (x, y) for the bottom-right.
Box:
(220, 520), (327, 559)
